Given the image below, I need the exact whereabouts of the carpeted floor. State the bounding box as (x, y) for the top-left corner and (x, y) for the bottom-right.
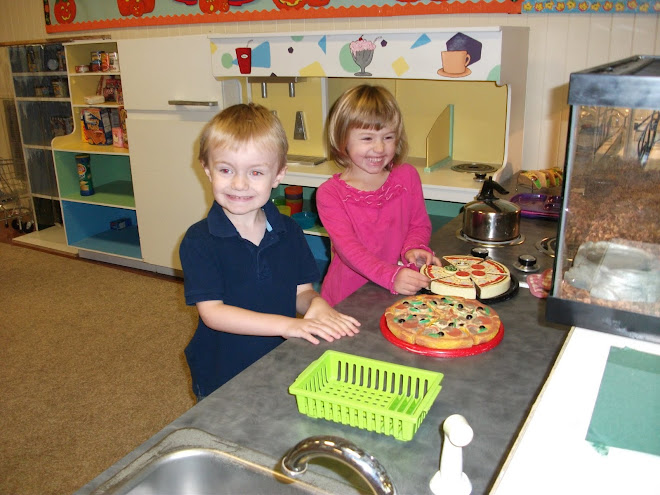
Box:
(0, 241), (198, 495)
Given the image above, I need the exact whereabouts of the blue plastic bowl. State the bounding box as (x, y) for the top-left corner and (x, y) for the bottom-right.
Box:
(292, 211), (318, 230)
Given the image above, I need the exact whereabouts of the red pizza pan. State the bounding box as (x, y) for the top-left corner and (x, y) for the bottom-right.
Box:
(379, 314), (504, 358)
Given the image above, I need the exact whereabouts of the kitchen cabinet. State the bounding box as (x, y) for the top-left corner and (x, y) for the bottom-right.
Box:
(117, 35), (239, 273)
(8, 42), (70, 234)
(51, 40), (141, 261)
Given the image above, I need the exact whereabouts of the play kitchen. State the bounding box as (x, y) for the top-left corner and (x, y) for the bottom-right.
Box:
(74, 37), (660, 494)
(79, 190), (568, 495)
(98, 27), (527, 273)
(208, 27), (529, 203)
(78, 166), (660, 494)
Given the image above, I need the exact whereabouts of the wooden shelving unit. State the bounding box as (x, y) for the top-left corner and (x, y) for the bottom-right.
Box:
(49, 40), (141, 261)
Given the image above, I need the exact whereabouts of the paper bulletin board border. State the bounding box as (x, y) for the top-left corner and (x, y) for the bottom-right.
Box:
(521, 0), (659, 13)
(44, 0), (521, 34)
(44, 0), (659, 34)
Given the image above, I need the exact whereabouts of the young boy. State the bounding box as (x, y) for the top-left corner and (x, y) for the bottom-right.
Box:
(179, 103), (360, 401)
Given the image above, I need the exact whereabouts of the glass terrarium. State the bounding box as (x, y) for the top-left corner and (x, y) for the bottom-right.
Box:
(546, 55), (660, 342)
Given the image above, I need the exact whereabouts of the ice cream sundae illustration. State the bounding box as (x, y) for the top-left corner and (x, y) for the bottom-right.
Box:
(350, 36), (377, 77)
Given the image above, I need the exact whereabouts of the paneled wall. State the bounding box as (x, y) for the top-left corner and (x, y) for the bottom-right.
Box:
(1, 0), (659, 170)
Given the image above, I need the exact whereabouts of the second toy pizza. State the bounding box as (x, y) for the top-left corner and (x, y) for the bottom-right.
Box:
(421, 255), (514, 300)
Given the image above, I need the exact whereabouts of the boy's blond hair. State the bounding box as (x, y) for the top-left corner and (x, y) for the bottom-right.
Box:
(326, 85), (408, 171)
(199, 103), (288, 171)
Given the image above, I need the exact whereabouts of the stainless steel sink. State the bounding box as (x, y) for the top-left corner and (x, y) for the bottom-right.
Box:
(93, 428), (363, 495)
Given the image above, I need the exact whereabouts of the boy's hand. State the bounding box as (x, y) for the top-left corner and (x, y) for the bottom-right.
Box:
(290, 288), (359, 344)
(300, 296), (360, 342)
(393, 267), (431, 295)
(282, 315), (356, 345)
(404, 248), (441, 268)
(304, 296), (360, 331)
(283, 298), (360, 344)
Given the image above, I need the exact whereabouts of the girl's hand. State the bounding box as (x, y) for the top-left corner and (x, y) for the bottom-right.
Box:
(404, 248), (441, 268)
(393, 267), (431, 295)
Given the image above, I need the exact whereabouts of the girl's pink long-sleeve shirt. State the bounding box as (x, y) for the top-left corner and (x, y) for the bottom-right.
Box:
(316, 163), (433, 306)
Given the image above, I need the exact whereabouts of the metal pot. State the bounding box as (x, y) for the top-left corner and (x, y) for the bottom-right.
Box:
(462, 178), (521, 242)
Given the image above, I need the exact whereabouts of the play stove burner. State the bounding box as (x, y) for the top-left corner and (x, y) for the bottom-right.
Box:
(451, 163), (499, 182)
(535, 236), (557, 257)
(456, 229), (525, 247)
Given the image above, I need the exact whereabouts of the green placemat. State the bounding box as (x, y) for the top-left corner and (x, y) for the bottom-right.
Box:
(586, 346), (660, 456)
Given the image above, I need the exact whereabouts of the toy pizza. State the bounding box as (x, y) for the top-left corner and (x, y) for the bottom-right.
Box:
(421, 255), (511, 300)
(384, 294), (501, 350)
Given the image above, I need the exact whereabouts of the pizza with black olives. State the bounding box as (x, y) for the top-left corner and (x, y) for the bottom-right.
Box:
(384, 294), (501, 350)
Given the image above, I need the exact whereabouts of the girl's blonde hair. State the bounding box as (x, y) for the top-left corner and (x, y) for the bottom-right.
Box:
(327, 85), (408, 170)
(198, 103), (288, 171)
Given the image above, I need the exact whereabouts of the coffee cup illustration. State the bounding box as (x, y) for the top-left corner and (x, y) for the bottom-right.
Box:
(236, 42), (252, 74)
(438, 50), (472, 78)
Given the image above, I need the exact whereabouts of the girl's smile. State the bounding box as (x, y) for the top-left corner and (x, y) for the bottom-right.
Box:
(346, 126), (396, 171)
(342, 126), (397, 188)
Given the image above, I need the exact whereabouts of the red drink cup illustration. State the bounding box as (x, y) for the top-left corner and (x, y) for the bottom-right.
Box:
(236, 47), (252, 74)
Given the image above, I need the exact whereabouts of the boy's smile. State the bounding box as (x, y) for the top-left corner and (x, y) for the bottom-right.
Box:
(204, 143), (286, 222)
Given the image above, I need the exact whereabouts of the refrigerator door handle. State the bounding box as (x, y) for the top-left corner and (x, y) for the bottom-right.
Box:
(167, 100), (218, 107)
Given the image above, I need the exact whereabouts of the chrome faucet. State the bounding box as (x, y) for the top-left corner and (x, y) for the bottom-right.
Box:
(281, 436), (397, 495)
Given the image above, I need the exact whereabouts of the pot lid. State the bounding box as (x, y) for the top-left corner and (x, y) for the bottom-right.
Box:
(464, 200), (520, 215)
(464, 177), (521, 214)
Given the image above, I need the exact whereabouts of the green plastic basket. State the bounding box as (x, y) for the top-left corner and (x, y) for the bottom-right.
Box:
(289, 350), (443, 441)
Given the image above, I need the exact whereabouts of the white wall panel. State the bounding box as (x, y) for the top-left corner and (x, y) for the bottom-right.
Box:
(544, 16), (571, 170)
(520, 16), (548, 169)
(631, 15), (659, 55)
(587, 15), (615, 67)
(610, 16), (636, 61)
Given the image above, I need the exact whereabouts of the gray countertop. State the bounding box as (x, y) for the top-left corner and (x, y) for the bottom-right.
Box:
(77, 208), (570, 495)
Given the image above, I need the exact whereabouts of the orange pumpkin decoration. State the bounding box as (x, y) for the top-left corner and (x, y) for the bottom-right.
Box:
(199, 0), (230, 13)
(54, 0), (76, 24)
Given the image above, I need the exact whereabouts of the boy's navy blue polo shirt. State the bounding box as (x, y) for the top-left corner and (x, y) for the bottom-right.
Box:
(180, 200), (320, 399)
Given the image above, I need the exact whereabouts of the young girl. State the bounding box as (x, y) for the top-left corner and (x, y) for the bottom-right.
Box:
(317, 85), (440, 306)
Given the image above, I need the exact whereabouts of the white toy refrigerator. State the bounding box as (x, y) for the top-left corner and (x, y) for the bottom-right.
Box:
(117, 35), (240, 273)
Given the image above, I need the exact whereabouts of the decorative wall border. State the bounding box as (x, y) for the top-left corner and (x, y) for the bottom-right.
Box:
(521, 0), (659, 12)
(44, 0), (520, 34)
(44, 0), (658, 34)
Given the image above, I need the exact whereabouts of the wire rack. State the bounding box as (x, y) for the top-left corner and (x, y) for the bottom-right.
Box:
(0, 157), (33, 232)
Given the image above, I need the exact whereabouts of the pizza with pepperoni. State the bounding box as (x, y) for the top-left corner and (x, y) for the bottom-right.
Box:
(421, 256), (511, 300)
(384, 294), (501, 350)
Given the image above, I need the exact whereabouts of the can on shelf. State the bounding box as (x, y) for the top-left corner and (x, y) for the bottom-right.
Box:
(56, 48), (66, 71)
(100, 51), (110, 72)
(26, 47), (38, 72)
(51, 79), (67, 97)
(76, 154), (95, 196)
(90, 50), (104, 72)
(108, 52), (120, 72)
(90, 50), (103, 64)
